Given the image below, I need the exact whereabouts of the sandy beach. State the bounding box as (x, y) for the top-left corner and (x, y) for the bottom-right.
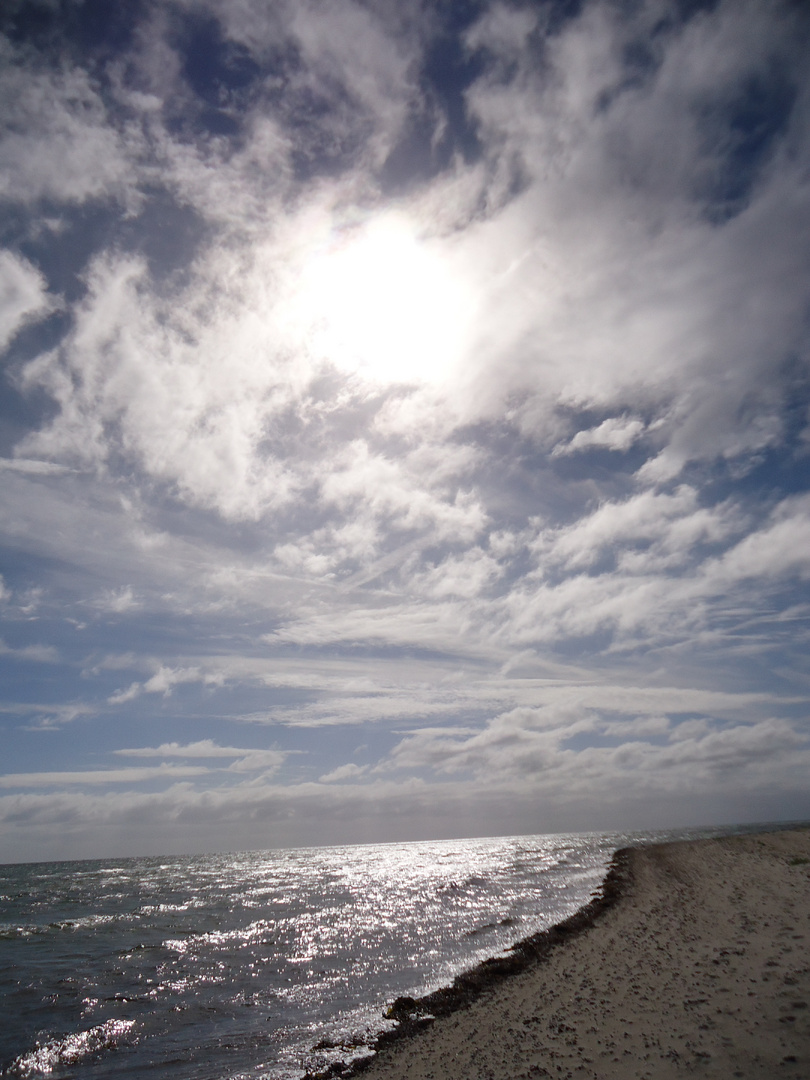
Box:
(350, 828), (810, 1080)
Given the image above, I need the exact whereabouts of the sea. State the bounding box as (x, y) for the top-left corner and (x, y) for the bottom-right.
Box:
(0, 824), (785, 1080)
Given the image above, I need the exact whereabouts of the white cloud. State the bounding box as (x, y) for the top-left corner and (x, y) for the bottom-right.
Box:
(115, 740), (287, 774)
(0, 710), (807, 858)
(0, 765), (209, 788)
(0, 458), (72, 475)
(227, 750), (287, 774)
(2, 0), (810, 858)
(447, 0), (810, 476)
(116, 739), (255, 758)
(1, 702), (93, 730)
(465, 3), (537, 60)
(383, 706), (809, 799)
(0, 38), (139, 206)
(13, 0), (808, 533)
(412, 548), (503, 600)
(95, 586), (139, 614)
(533, 486), (740, 572)
(266, 598), (495, 657)
(18, 250), (307, 519)
(0, 639), (59, 663)
(319, 439), (486, 545)
(106, 682), (142, 705)
(552, 416), (646, 457)
(259, 687), (486, 728)
(108, 664), (226, 703)
(0, 250), (53, 351)
(704, 496), (810, 584)
(286, 0), (416, 167)
(319, 762), (369, 783)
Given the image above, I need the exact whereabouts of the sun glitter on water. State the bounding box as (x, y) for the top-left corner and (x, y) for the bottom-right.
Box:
(294, 212), (469, 386)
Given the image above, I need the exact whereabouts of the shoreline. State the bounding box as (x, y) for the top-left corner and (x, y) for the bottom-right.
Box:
(307, 826), (810, 1080)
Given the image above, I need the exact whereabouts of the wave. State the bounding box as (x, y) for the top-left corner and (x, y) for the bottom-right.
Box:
(0, 913), (119, 939)
(5, 1020), (136, 1077)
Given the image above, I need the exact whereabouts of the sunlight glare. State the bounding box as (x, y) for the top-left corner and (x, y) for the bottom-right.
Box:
(295, 213), (468, 386)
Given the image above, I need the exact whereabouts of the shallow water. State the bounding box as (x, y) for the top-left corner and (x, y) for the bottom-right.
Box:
(0, 825), (775, 1080)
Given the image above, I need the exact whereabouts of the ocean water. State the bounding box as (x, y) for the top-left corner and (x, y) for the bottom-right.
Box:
(0, 826), (769, 1080)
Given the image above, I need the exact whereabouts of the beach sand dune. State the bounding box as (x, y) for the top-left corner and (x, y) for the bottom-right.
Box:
(357, 828), (810, 1080)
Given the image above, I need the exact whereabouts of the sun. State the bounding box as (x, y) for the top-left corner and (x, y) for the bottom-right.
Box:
(293, 212), (469, 386)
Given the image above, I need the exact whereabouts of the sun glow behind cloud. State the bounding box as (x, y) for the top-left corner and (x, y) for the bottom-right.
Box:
(291, 212), (471, 386)
(1, 0), (810, 861)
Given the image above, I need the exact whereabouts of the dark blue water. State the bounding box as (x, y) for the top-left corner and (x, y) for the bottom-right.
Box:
(0, 826), (774, 1080)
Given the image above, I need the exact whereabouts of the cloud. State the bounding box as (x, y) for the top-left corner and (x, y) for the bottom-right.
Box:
(450, 0), (810, 471)
(0, 744), (288, 793)
(116, 739), (258, 758)
(94, 586), (139, 614)
(0, 458), (73, 475)
(0, 639), (59, 663)
(108, 665), (226, 703)
(227, 750), (287, 774)
(411, 548), (503, 600)
(0, 765), (209, 788)
(0, 37), (139, 206)
(0, 250), (53, 351)
(532, 485), (741, 572)
(0, 702), (94, 731)
(12, 0), (809, 530)
(284, 0), (417, 169)
(552, 416), (647, 457)
(383, 706), (810, 799)
(115, 740), (287, 774)
(319, 762), (369, 783)
(704, 495), (810, 583)
(0, 714), (807, 856)
(1, 0), (810, 858)
(318, 439), (487, 545)
(17, 249), (309, 520)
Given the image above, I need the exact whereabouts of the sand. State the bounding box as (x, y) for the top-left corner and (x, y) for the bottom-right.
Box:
(348, 828), (810, 1080)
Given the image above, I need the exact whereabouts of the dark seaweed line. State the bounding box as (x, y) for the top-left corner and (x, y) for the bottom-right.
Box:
(302, 847), (634, 1080)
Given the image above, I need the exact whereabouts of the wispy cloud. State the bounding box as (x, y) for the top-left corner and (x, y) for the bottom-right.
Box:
(0, 250), (54, 350)
(115, 740), (287, 774)
(0, 640), (59, 664)
(0, 765), (209, 788)
(108, 665), (227, 704)
(1, 0), (809, 857)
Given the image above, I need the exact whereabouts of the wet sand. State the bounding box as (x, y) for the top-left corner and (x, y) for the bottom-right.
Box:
(352, 828), (810, 1080)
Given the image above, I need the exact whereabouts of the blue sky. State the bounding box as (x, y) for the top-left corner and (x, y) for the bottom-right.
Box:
(1, 0), (809, 862)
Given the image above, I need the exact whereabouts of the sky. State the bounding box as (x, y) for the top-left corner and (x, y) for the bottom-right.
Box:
(1, 0), (809, 863)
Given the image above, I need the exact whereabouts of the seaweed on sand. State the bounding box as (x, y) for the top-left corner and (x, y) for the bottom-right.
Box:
(301, 847), (633, 1080)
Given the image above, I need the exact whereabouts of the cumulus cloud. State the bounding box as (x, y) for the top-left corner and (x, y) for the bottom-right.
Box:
(552, 416), (647, 457)
(383, 707), (810, 800)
